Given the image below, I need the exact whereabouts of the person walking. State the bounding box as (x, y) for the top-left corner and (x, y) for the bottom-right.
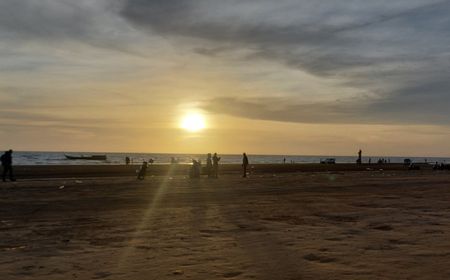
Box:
(242, 153), (249, 178)
(1, 150), (15, 182)
(212, 153), (221, 178)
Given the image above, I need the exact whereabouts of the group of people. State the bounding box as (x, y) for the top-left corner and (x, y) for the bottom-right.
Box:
(1, 150), (251, 182)
(433, 162), (450, 170)
(190, 153), (221, 178)
(190, 152), (250, 179)
(375, 158), (390, 164)
(356, 150), (391, 165)
(206, 153), (221, 178)
(135, 152), (249, 180)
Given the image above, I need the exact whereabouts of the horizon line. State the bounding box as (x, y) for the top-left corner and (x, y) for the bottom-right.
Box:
(7, 150), (450, 159)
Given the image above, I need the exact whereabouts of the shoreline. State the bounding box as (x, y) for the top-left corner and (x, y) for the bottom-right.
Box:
(9, 163), (419, 179)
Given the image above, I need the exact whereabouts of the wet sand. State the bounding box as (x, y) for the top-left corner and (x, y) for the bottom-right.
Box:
(1, 169), (450, 279)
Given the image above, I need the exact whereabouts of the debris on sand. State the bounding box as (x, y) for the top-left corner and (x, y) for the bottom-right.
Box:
(172, 270), (184, 275)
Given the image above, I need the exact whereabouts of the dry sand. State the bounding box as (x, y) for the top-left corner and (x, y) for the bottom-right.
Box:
(1, 169), (450, 279)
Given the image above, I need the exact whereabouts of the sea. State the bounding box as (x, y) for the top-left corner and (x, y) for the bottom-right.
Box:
(8, 151), (450, 166)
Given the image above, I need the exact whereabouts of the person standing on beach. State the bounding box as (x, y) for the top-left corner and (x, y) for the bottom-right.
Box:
(212, 153), (221, 178)
(190, 159), (201, 178)
(357, 149), (362, 165)
(242, 153), (249, 178)
(125, 156), (130, 165)
(1, 150), (15, 182)
(206, 153), (213, 178)
(137, 161), (148, 180)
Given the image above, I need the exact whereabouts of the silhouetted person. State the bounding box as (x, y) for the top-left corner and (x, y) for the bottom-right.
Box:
(149, 158), (154, 165)
(190, 159), (201, 178)
(137, 161), (148, 180)
(125, 156), (130, 165)
(206, 153), (213, 178)
(368, 158), (371, 164)
(212, 153), (221, 178)
(433, 161), (439, 170)
(1, 150), (15, 182)
(357, 149), (362, 165)
(242, 153), (249, 178)
(283, 158), (286, 164)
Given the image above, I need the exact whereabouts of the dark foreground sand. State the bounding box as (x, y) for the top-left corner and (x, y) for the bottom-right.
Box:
(1, 169), (450, 279)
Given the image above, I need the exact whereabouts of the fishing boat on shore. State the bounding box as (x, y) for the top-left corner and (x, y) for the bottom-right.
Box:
(65, 154), (107, 160)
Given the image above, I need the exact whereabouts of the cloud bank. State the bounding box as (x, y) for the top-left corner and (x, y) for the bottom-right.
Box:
(121, 0), (450, 125)
(1, 0), (450, 154)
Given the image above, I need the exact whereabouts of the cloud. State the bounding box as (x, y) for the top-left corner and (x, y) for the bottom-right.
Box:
(0, 0), (149, 57)
(1, 0), (450, 128)
(0, 1), (120, 38)
(121, 0), (450, 125)
(203, 91), (450, 126)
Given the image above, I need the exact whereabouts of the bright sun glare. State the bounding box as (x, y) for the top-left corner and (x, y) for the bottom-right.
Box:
(180, 113), (206, 132)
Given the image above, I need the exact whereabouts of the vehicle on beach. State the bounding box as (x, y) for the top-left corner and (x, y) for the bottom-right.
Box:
(320, 158), (336, 164)
(65, 154), (107, 160)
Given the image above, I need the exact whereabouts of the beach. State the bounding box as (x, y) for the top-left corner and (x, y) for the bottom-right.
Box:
(12, 163), (410, 179)
(1, 166), (450, 279)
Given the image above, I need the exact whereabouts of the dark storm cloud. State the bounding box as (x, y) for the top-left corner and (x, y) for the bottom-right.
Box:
(121, 0), (450, 125)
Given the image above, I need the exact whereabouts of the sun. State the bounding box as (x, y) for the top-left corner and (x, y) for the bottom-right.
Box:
(180, 112), (206, 132)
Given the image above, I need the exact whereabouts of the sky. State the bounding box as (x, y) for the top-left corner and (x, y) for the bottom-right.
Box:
(1, 0), (450, 156)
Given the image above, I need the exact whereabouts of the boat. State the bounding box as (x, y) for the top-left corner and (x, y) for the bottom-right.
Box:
(65, 154), (107, 160)
(320, 158), (336, 164)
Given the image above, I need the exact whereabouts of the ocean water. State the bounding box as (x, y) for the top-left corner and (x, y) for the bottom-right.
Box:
(7, 151), (450, 166)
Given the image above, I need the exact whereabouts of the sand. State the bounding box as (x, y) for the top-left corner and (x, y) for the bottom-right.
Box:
(1, 168), (450, 279)
(13, 163), (409, 178)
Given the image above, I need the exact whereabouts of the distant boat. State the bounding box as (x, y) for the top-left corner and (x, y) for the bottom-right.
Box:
(320, 158), (336, 164)
(65, 154), (107, 160)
